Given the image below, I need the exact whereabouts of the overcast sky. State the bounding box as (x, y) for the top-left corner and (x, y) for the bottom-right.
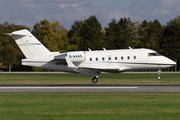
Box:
(0, 0), (180, 30)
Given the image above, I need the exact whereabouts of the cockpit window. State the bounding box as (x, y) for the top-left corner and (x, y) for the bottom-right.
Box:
(148, 52), (162, 56)
(148, 53), (156, 56)
(156, 53), (162, 56)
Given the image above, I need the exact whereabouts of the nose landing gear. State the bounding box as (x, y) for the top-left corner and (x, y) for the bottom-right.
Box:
(157, 70), (161, 80)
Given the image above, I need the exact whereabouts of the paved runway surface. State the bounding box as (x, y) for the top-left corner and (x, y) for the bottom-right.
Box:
(0, 84), (180, 93)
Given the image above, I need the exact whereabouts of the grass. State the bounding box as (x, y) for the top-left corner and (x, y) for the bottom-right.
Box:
(0, 93), (180, 120)
(0, 73), (180, 120)
(0, 73), (179, 84)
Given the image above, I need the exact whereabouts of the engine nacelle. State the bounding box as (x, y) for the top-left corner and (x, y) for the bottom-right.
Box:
(67, 51), (85, 62)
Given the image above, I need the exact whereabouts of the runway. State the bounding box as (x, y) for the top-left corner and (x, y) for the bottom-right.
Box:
(0, 84), (180, 93)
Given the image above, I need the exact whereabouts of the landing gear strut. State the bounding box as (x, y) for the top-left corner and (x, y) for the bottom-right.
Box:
(92, 76), (98, 83)
(157, 70), (161, 80)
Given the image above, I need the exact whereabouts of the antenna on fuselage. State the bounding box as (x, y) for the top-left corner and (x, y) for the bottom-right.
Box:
(88, 48), (92, 51)
(128, 46), (132, 49)
(103, 48), (107, 51)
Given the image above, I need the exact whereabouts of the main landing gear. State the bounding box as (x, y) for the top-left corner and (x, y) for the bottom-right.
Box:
(157, 70), (161, 80)
(92, 76), (98, 83)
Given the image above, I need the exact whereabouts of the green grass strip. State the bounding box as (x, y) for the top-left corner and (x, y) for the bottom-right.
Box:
(0, 73), (180, 84)
(0, 93), (180, 120)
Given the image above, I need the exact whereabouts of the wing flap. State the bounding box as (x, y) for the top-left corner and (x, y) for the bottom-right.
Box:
(79, 66), (120, 71)
(76, 68), (97, 76)
(75, 66), (120, 76)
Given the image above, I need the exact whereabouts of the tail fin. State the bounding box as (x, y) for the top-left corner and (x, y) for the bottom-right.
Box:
(10, 29), (51, 59)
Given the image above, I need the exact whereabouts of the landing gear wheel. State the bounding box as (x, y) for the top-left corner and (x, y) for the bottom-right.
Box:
(157, 75), (161, 80)
(92, 77), (98, 83)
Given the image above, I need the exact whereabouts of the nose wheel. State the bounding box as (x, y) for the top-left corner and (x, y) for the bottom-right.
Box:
(157, 75), (161, 80)
(92, 76), (98, 83)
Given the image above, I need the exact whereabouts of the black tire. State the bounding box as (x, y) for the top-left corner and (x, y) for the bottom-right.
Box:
(92, 78), (98, 83)
(157, 75), (161, 80)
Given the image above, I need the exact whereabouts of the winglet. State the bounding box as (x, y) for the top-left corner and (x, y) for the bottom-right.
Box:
(65, 57), (76, 68)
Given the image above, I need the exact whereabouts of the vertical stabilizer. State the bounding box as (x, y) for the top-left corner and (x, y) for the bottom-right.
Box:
(10, 29), (51, 58)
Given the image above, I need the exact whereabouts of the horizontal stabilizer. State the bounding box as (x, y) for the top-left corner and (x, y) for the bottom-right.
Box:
(10, 30), (28, 36)
(4, 33), (11, 35)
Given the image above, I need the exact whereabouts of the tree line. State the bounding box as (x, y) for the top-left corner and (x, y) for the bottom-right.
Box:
(0, 15), (179, 71)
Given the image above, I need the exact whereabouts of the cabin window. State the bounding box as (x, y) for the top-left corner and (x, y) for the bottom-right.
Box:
(102, 57), (105, 61)
(96, 57), (98, 61)
(90, 58), (92, 61)
(109, 57), (111, 60)
(121, 56), (123, 60)
(134, 56), (136, 59)
(127, 56), (130, 59)
(115, 57), (117, 60)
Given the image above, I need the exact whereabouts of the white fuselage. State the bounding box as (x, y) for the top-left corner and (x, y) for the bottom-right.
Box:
(22, 48), (176, 73)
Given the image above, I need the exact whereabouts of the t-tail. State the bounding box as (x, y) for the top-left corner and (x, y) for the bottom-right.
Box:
(9, 29), (51, 59)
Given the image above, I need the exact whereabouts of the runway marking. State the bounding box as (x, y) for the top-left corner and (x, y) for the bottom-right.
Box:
(0, 87), (138, 89)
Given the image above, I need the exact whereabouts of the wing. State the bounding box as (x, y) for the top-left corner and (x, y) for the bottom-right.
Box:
(54, 54), (130, 76)
(75, 67), (120, 76)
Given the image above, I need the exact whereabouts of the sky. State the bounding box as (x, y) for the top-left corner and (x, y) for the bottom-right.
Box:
(0, 0), (180, 30)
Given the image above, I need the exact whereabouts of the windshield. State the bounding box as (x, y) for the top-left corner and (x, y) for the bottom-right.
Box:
(148, 52), (162, 57)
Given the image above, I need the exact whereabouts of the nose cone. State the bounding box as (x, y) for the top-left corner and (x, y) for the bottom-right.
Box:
(170, 60), (176, 65)
(168, 60), (176, 68)
(162, 57), (176, 67)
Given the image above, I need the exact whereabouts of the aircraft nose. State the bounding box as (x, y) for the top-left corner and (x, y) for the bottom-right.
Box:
(165, 58), (176, 66)
(170, 60), (176, 65)
(161, 56), (176, 67)
(160, 57), (176, 69)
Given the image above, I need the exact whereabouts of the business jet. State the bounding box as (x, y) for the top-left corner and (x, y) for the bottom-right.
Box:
(8, 29), (176, 83)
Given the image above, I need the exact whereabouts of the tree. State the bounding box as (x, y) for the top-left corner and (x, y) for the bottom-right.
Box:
(137, 20), (149, 48)
(67, 20), (84, 51)
(31, 23), (43, 42)
(147, 19), (163, 52)
(163, 16), (180, 71)
(32, 19), (70, 53)
(105, 17), (138, 49)
(0, 22), (29, 71)
(79, 16), (104, 50)
(137, 19), (163, 53)
(104, 18), (118, 49)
